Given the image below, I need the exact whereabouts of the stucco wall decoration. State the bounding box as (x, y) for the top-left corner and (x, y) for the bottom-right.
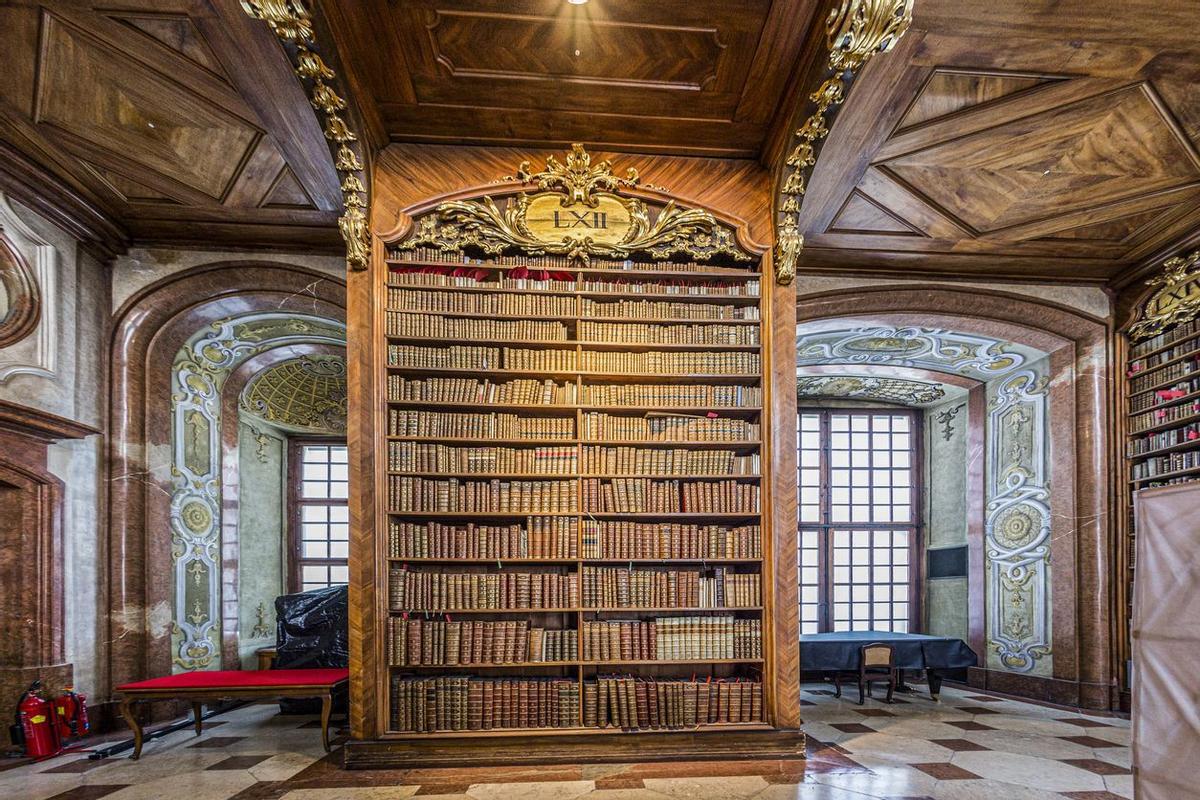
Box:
(795, 374), (945, 406)
(0, 193), (56, 383)
(241, 355), (348, 434)
(796, 326), (1025, 380)
(985, 367), (1052, 674)
(170, 313), (345, 670)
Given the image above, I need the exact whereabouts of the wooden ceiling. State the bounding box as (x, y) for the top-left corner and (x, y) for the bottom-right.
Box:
(793, 0), (1200, 285)
(0, 0), (343, 256)
(1, 0), (1197, 287)
(321, 0), (824, 159)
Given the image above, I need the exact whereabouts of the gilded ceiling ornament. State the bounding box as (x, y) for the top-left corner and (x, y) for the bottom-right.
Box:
(396, 144), (753, 268)
(795, 374), (945, 405)
(242, 355), (348, 434)
(772, 0), (914, 285)
(1129, 248), (1200, 340)
(796, 326), (1026, 379)
(241, 2), (370, 271)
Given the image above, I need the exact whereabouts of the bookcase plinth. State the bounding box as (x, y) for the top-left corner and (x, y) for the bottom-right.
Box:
(343, 727), (805, 768)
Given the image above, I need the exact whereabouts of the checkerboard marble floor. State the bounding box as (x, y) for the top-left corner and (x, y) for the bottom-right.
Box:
(6, 683), (1131, 800)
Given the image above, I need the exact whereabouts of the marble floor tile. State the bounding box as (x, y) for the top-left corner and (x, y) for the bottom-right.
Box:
(466, 781), (594, 800)
(947, 751), (1105, 793)
(281, 789), (421, 800)
(641, 776), (769, 800)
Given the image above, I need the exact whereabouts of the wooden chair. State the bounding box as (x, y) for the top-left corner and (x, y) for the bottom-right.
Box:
(834, 643), (897, 704)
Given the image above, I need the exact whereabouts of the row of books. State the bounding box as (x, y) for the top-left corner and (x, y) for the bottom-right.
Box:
(504, 347), (579, 372)
(388, 569), (578, 611)
(387, 250), (756, 274)
(582, 478), (761, 514)
(387, 287), (576, 317)
(1128, 333), (1200, 373)
(582, 617), (761, 661)
(580, 566), (761, 608)
(580, 384), (761, 408)
(580, 522), (761, 560)
(388, 519), (578, 560)
(580, 350), (760, 375)
(1129, 377), (1200, 412)
(387, 477), (577, 513)
(1129, 400), (1200, 433)
(386, 312), (568, 341)
(387, 267), (577, 293)
(386, 344), (501, 371)
(1132, 449), (1200, 479)
(577, 278), (760, 297)
(388, 410), (574, 439)
(580, 298), (758, 318)
(387, 618), (577, 665)
(1128, 356), (1199, 395)
(389, 676), (580, 732)
(577, 321), (759, 346)
(388, 443), (579, 474)
(1130, 319), (1200, 359)
(387, 377), (576, 405)
(581, 446), (759, 475)
(1128, 422), (1200, 457)
(586, 676), (762, 729)
(582, 413), (759, 442)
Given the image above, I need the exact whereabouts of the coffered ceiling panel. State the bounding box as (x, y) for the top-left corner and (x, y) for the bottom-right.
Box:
(795, 0), (1200, 284)
(321, 0), (823, 158)
(0, 0), (342, 255)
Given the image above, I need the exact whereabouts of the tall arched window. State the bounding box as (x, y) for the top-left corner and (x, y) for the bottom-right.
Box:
(798, 408), (921, 634)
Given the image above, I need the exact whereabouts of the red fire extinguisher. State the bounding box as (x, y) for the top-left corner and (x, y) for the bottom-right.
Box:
(15, 681), (62, 758)
(52, 688), (89, 740)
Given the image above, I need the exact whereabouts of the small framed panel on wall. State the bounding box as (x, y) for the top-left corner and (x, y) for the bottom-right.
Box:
(344, 145), (803, 767)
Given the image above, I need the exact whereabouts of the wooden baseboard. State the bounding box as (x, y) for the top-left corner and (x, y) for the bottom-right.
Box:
(343, 728), (806, 768)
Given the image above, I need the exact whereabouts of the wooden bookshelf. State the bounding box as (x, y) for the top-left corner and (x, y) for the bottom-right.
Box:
(347, 146), (802, 766)
(1118, 250), (1200, 696)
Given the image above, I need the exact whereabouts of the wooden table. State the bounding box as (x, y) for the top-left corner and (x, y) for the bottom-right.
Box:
(116, 668), (349, 759)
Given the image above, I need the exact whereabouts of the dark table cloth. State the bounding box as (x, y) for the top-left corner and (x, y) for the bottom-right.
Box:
(800, 630), (977, 672)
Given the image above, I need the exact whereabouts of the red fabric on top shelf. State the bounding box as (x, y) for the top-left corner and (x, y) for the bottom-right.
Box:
(116, 668), (349, 692)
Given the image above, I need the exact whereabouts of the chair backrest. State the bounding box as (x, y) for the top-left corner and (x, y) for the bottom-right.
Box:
(860, 643), (894, 670)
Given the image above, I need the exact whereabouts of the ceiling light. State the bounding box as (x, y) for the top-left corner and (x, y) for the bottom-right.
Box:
(567, 0), (588, 5)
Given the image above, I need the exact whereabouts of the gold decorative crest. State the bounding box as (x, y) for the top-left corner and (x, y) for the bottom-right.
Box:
(241, 0), (370, 271)
(1129, 249), (1200, 340)
(397, 145), (752, 267)
(773, 0), (914, 285)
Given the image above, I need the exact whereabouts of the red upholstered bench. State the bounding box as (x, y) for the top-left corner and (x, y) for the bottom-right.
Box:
(116, 668), (349, 759)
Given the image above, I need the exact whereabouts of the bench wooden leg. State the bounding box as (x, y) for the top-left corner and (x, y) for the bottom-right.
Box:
(320, 693), (333, 753)
(120, 698), (143, 760)
(192, 702), (204, 737)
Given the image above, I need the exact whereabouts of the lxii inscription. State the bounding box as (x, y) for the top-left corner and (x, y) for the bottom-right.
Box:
(524, 194), (633, 247)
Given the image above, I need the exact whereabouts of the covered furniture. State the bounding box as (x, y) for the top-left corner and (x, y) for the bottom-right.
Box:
(115, 667), (349, 759)
(833, 643), (897, 704)
(801, 631), (977, 700)
(1132, 483), (1200, 800)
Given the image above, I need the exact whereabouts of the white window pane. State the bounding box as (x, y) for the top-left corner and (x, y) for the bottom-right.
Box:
(302, 522), (328, 540)
(330, 541), (349, 559)
(329, 523), (349, 540)
(833, 566), (850, 583)
(851, 585), (868, 602)
(831, 432), (850, 450)
(872, 415), (891, 431)
(852, 432), (869, 449)
(852, 566), (869, 583)
(801, 586), (819, 603)
(873, 566), (891, 582)
(330, 463), (349, 482)
(851, 450), (870, 468)
(330, 482), (349, 499)
(330, 446), (348, 463)
(329, 566), (349, 584)
(303, 463), (328, 481)
(893, 417), (910, 432)
(833, 548), (850, 566)
(874, 506), (893, 522)
(831, 416), (849, 431)
(894, 505), (911, 522)
(893, 433), (910, 449)
(893, 470), (910, 487)
(853, 602), (869, 618)
(873, 432), (889, 449)
(800, 450), (820, 467)
(892, 585), (908, 601)
(800, 505), (820, 523)
(302, 565), (327, 583)
(802, 567), (819, 584)
(302, 541), (328, 559)
(874, 451), (891, 468)
(831, 450), (850, 468)
(832, 505), (849, 522)
(802, 414), (821, 431)
(893, 530), (908, 548)
(802, 621), (819, 634)
(800, 487), (820, 504)
(851, 505), (869, 522)
(330, 506), (349, 522)
(801, 468), (821, 487)
(302, 506), (328, 522)
(893, 620), (908, 633)
(304, 446), (329, 462)
(303, 481), (329, 499)
(873, 585), (889, 601)
(850, 416), (868, 432)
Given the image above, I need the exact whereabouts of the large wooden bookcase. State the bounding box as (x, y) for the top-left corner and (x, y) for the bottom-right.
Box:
(1117, 248), (1200, 693)
(345, 145), (802, 767)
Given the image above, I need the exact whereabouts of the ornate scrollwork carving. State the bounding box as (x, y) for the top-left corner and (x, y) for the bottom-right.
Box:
(1129, 249), (1200, 340)
(397, 145), (753, 268)
(241, 0), (370, 271)
(773, 0), (914, 284)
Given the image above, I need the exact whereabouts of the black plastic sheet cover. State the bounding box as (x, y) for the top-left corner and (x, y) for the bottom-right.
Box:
(273, 585), (348, 714)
